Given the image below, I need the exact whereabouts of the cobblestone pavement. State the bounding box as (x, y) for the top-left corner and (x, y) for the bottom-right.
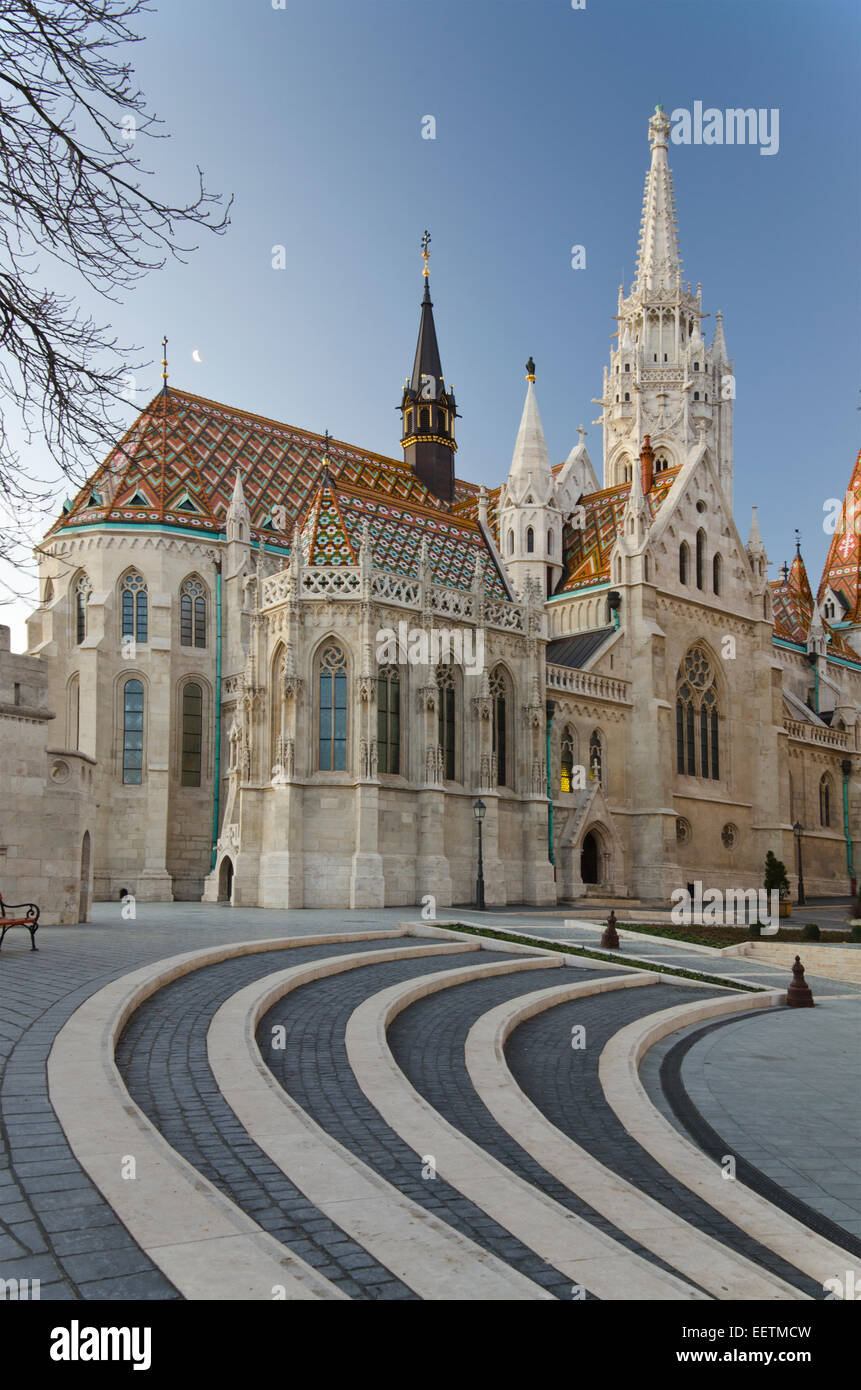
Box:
(1, 901), (855, 1301)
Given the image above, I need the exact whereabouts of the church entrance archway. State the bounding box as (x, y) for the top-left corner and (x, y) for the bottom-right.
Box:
(581, 830), (600, 885)
(79, 831), (91, 922)
(218, 857), (234, 904)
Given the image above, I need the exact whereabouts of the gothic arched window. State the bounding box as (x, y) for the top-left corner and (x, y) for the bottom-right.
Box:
(122, 679), (144, 785)
(181, 683), (204, 787)
(676, 647), (720, 780)
(560, 725), (575, 792)
(820, 773), (832, 828)
(180, 578), (207, 648)
(507, 529), (514, 555)
(526, 527), (534, 554)
(318, 643), (348, 771)
(75, 574), (91, 645)
(121, 572), (148, 644)
(419, 407), (430, 431)
(713, 553), (722, 595)
(489, 667), (508, 786)
(589, 730), (604, 787)
(377, 665), (401, 775)
(547, 528), (553, 555)
(679, 542), (689, 585)
(695, 530), (706, 590)
(436, 663), (456, 781)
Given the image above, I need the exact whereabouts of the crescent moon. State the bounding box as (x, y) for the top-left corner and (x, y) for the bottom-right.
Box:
(192, 349), (202, 363)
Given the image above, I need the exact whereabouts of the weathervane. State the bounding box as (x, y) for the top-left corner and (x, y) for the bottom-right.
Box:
(421, 229), (431, 278)
(795, 528), (802, 557)
(161, 335), (169, 385)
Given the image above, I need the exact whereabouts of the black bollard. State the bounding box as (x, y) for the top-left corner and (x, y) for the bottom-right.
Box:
(786, 954), (814, 1008)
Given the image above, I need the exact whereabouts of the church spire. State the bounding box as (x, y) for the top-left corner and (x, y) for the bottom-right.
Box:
(507, 359), (553, 494)
(633, 106), (682, 296)
(399, 231), (457, 503)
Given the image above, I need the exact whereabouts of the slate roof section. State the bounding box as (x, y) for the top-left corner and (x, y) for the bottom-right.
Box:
(546, 627), (615, 669)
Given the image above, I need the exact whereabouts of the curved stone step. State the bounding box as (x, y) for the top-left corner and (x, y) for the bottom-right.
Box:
(345, 964), (707, 1300)
(464, 975), (806, 1299)
(599, 991), (858, 1289)
(207, 947), (557, 1300)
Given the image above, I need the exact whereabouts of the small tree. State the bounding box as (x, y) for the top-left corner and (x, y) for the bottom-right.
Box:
(764, 851), (789, 896)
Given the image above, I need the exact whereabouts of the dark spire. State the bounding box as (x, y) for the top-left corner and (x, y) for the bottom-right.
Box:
(399, 231), (457, 504)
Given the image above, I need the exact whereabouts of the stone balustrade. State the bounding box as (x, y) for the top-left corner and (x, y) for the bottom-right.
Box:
(546, 663), (631, 704)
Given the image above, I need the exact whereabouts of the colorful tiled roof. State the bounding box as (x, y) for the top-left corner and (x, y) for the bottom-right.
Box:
(818, 446), (861, 619)
(770, 551), (856, 659)
(555, 467), (680, 593)
(299, 474), (509, 599)
(47, 387), (461, 544)
(47, 386), (509, 599)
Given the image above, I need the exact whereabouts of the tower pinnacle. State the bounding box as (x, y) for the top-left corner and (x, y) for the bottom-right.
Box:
(634, 106), (682, 295)
(399, 235), (457, 503)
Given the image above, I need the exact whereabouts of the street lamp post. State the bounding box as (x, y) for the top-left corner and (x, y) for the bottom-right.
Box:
(473, 798), (486, 910)
(793, 820), (806, 906)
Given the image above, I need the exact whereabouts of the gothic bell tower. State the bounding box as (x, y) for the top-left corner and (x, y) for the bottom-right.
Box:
(399, 231), (458, 504)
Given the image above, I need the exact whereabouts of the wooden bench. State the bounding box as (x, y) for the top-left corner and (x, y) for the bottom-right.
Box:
(0, 896), (40, 951)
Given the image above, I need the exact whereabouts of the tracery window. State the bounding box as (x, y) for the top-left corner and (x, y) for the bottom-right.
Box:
(589, 730), (604, 787)
(121, 572), (148, 644)
(122, 679), (144, 785)
(436, 663), (456, 781)
(676, 647), (720, 780)
(75, 574), (91, 645)
(560, 725), (575, 792)
(318, 643), (348, 771)
(180, 578), (207, 648)
(377, 665), (401, 775)
(181, 683), (203, 787)
(489, 667), (508, 786)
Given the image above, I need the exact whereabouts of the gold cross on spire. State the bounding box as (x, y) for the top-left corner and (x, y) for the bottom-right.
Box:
(421, 229), (431, 278)
(161, 336), (169, 385)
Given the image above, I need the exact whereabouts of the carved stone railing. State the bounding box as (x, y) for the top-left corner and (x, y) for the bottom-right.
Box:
(260, 563), (526, 633)
(546, 663), (631, 704)
(783, 718), (848, 750)
(431, 585), (475, 622)
(370, 572), (420, 608)
(483, 595), (525, 633)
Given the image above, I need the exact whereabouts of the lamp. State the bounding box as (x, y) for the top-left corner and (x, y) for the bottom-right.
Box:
(793, 820), (805, 906)
(473, 798), (486, 908)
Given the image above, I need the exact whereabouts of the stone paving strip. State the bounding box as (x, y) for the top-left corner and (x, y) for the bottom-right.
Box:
(346, 964), (707, 1301)
(599, 991), (859, 1289)
(48, 930), (424, 1300)
(208, 947), (557, 1300)
(464, 974), (806, 1300)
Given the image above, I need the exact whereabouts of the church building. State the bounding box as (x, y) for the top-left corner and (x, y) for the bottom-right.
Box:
(7, 106), (861, 921)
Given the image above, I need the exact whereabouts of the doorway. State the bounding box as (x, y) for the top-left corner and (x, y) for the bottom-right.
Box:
(79, 831), (91, 922)
(581, 830), (600, 885)
(218, 856), (234, 904)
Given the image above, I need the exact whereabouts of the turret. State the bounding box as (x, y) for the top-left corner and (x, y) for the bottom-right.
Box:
(498, 359), (563, 598)
(398, 231), (458, 503)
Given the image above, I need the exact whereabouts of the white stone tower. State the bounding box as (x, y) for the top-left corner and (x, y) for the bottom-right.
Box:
(498, 359), (563, 598)
(595, 105), (735, 503)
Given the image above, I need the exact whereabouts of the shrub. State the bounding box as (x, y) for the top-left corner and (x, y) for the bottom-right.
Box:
(850, 925), (861, 942)
(764, 851), (789, 894)
(748, 922), (762, 938)
(802, 923), (820, 941)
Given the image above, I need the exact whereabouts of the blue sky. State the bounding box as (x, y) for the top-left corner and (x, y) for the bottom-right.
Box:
(5, 0), (860, 642)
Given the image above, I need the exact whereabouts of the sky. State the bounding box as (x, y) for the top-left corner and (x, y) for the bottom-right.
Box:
(3, 0), (860, 645)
